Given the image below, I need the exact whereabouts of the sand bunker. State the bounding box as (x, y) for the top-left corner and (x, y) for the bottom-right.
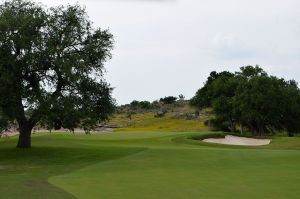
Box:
(203, 135), (271, 146)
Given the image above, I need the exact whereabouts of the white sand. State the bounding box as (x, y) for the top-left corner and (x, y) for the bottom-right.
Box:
(203, 135), (271, 146)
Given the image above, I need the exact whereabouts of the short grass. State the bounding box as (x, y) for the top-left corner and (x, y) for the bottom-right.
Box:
(1, 132), (300, 199)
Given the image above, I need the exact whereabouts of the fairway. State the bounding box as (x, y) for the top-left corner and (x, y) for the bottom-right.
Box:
(1, 132), (300, 199)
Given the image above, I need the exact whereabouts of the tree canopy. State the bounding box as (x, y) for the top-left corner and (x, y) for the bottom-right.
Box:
(159, 96), (177, 104)
(0, 0), (115, 148)
(191, 65), (300, 136)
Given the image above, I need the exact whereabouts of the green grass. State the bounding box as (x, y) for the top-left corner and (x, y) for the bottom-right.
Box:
(109, 113), (208, 132)
(1, 132), (300, 199)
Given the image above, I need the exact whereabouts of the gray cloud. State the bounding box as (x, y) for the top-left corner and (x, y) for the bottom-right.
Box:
(211, 33), (257, 60)
(40, 0), (300, 104)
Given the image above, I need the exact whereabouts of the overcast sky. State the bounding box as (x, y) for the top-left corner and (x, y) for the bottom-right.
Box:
(39, 0), (300, 104)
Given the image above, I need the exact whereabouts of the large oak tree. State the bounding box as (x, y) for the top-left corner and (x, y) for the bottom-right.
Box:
(0, 0), (115, 148)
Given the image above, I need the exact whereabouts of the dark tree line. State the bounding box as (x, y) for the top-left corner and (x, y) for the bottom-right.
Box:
(191, 66), (300, 136)
(125, 96), (181, 110)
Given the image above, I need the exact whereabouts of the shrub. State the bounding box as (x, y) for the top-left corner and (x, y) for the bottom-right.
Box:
(159, 96), (177, 104)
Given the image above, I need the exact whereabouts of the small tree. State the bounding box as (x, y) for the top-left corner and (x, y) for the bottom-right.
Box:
(130, 100), (140, 109)
(178, 94), (185, 100)
(0, 0), (115, 148)
(139, 101), (152, 109)
(159, 96), (177, 104)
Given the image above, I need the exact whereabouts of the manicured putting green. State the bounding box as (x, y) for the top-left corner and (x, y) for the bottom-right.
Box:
(1, 132), (300, 199)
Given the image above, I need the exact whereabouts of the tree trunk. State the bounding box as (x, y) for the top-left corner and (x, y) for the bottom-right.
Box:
(258, 123), (264, 136)
(17, 122), (33, 148)
(240, 124), (244, 135)
(288, 131), (294, 137)
(229, 117), (236, 132)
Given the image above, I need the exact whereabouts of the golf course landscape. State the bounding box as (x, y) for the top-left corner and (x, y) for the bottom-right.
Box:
(1, 0), (300, 198)
(1, 131), (300, 199)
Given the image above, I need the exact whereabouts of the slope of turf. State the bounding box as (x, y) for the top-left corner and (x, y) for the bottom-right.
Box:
(1, 132), (300, 199)
(0, 134), (145, 199)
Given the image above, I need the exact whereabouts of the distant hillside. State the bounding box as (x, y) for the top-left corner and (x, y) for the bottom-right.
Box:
(107, 100), (212, 132)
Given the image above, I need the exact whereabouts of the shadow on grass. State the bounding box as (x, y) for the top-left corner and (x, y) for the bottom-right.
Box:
(0, 141), (146, 199)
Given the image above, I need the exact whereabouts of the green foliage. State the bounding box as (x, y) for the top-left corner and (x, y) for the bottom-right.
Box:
(205, 117), (232, 132)
(192, 65), (300, 136)
(178, 94), (185, 100)
(0, 108), (9, 133)
(129, 100), (152, 110)
(281, 85), (300, 136)
(190, 71), (234, 108)
(139, 101), (152, 109)
(119, 97), (190, 115)
(237, 65), (267, 77)
(0, 0), (115, 145)
(159, 96), (177, 104)
(130, 100), (140, 108)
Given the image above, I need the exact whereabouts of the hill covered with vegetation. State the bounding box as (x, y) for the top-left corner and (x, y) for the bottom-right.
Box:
(107, 98), (211, 132)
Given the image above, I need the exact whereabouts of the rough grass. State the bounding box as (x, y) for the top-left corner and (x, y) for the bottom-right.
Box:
(1, 132), (300, 199)
(109, 112), (208, 132)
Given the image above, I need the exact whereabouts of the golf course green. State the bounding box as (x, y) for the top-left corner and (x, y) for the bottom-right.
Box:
(1, 132), (300, 199)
